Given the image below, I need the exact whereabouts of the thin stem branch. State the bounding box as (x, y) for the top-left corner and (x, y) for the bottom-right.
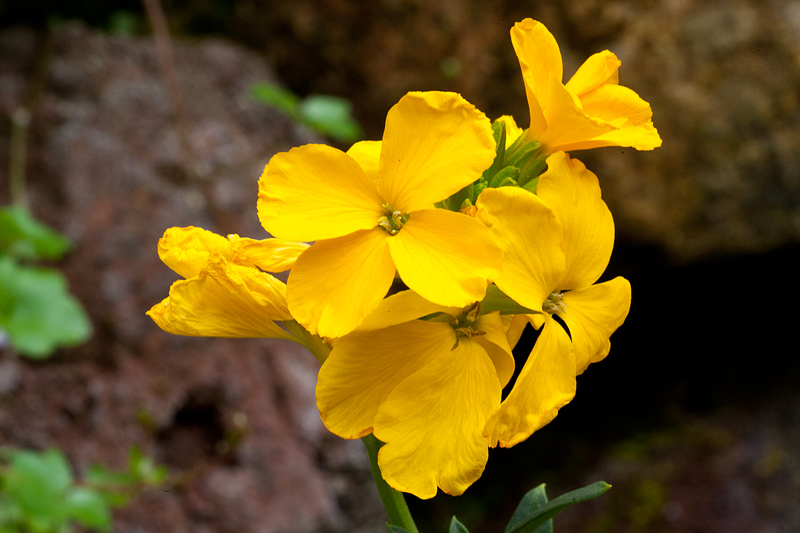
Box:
(362, 434), (419, 533)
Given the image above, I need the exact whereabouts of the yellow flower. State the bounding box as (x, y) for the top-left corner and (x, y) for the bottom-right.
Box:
(258, 91), (503, 338)
(476, 151), (631, 447)
(315, 294), (515, 499)
(511, 18), (662, 153)
(146, 226), (307, 341)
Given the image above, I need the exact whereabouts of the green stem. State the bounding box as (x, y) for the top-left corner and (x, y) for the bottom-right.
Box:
(362, 434), (419, 533)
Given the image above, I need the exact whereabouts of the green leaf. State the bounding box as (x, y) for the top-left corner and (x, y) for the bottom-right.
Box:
(506, 484), (550, 533)
(298, 95), (363, 143)
(504, 481), (611, 533)
(250, 82), (301, 117)
(0, 206), (71, 261)
(4, 449), (74, 523)
(386, 526), (411, 533)
(449, 516), (470, 533)
(0, 257), (92, 358)
(64, 488), (111, 531)
(128, 446), (168, 485)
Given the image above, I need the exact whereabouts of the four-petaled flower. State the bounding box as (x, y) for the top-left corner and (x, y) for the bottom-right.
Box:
(511, 18), (662, 153)
(316, 291), (515, 499)
(476, 151), (631, 447)
(258, 91), (503, 338)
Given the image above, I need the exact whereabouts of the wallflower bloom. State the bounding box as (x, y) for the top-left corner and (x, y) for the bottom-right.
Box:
(511, 18), (661, 153)
(316, 291), (515, 499)
(476, 151), (631, 447)
(147, 226), (307, 341)
(258, 91), (503, 338)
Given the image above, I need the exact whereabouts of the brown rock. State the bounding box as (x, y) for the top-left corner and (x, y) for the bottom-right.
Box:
(0, 22), (384, 532)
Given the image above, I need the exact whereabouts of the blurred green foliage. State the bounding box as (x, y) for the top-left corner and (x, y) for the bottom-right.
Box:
(0, 206), (91, 359)
(251, 82), (363, 144)
(0, 446), (167, 533)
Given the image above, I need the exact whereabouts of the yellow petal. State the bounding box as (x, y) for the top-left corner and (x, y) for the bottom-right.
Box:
(146, 253), (292, 340)
(571, 83), (662, 151)
(484, 314), (576, 448)
(257, 144), (385, 241)
(562, 120), (661, 152)
(157, 226), (230, 279)
(474, 312), (515, 388)
(558, 276), (631, 374)
(476, 187), (565, 312)
(287, 228), (395, 338)
(346, 140), (382, 180)
(565, 50), (620, 96)
(374, 337), (500, 498)
(510, 18), (562, 138)
(535, 75), (616, 153)
(316, 320), (457, 440)
(503, 313), (530, 351)
(537, 152), (614, 290)
(377, 91), (495, 212)
(387, 209), (503, 307)
(228, 235), (309, 273)
(355, 290), (461, 332)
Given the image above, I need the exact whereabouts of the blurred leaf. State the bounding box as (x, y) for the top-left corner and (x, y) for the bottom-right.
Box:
(0, 256), (92, 358)
(449, 516), (470, 533)
(298, 95), (362, 143)
(64, 488), (111, 531)
(0, 206), (71, 261)
(250, 82), (301, 117)
(128, 446), (168, 486)
(386, 526), (411, 533)
(3, 449), (73, 524)
(505, 482), (611, 533)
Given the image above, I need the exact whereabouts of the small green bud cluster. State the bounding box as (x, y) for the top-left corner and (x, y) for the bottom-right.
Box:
(438, 121), (547, 212)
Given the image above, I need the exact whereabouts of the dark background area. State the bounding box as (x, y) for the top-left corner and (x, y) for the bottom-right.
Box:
(1, 0), (799, 531)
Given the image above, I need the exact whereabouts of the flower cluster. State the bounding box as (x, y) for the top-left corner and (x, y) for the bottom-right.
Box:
(148, 19), (660, 500)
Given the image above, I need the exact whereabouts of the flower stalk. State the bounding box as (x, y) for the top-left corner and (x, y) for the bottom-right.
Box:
(362, 434), (419, 533)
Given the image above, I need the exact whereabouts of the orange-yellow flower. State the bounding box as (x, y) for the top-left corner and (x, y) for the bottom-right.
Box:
(258, 91), (503, 338)
(316, 292), (514, 499)
(511, 18), (661, 153)
(146, 226), (307, 341)
(476, 152), (631, 447)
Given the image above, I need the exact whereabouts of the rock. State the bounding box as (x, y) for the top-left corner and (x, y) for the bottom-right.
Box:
(0, 22), (384, 532)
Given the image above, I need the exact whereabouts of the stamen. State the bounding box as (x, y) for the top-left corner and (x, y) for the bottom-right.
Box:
(542, 291), (566, 315)
(377, 204), (409, 235)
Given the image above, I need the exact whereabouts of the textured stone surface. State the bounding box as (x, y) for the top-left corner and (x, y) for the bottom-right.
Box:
(0, 23), (384, 533)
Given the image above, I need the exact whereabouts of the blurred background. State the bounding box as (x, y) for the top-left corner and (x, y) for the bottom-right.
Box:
(1, 0), (799, 531)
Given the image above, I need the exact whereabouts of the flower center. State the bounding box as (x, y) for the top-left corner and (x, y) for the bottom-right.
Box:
(542, 291), (566, 315)
(448, 302), (486, 348)
(377, 203), (409, 235)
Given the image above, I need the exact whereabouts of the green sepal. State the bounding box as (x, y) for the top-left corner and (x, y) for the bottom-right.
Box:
(0, 206), (71, 262)
(449, 516), (470, 533)
(489, 166), (520, 189)
(504, 139), (540, 171)
(441, 183), (474, 212)
(504, 481), (611, 533)
(522, 177), (539, 194)
(480, 120), (508, 182)
(517, 154), (548, 190)
(479, 284), (538, 316)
